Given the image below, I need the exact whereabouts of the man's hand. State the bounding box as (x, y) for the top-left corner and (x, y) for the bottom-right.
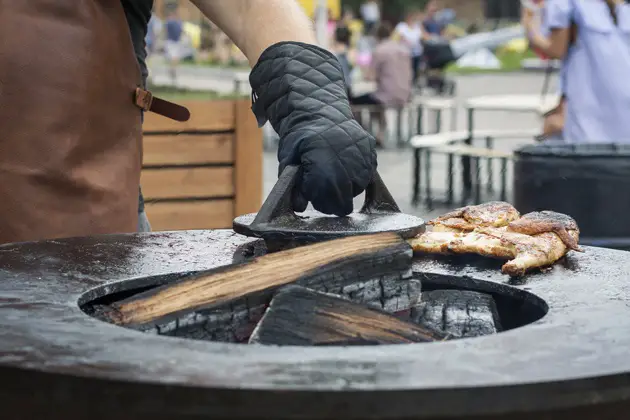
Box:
(251, 42), (377, 217)
(191, 0), (378, 216)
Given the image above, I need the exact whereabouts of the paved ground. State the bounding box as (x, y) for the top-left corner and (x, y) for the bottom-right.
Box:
(148, 62), (559, 219)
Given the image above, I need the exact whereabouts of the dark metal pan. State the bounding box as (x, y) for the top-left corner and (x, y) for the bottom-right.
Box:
(233, 165), (426, 251)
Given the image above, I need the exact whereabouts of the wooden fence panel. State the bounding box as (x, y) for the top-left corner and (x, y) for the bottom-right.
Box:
(142, 98), (262, 231)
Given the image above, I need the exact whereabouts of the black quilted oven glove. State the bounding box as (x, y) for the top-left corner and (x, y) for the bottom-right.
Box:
(250, 41), (377, 217)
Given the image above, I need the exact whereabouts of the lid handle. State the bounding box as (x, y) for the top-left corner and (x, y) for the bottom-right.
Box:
(251, 165), (401, 226)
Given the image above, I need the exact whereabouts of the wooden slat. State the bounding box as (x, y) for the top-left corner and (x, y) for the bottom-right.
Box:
(143, 134), (234, 166)
(142, 100), (236, 132)
(145, 201), (234, 231)
(141, 167), (234, 199)
(234, 99), (263, 216)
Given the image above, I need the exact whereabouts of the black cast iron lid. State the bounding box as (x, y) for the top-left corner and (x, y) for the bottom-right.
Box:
(1, 230), (630, 419)
(233, 165), (426, 245)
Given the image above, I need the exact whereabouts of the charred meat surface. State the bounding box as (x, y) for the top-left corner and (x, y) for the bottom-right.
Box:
(428, 201), (520, 232)
(476, 227), (579, 277)
(508, 211), (583, 252)
(410, 205), (582, 277)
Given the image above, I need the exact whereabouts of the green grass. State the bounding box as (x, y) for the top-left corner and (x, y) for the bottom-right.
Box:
(147, 85), (248, 101)
(446, 49), (538, 75)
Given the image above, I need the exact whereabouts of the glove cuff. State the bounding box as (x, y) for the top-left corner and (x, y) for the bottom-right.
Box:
(249, 41), (350, 130)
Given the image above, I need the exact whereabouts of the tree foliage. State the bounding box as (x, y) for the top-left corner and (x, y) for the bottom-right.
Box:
(341, 0), (430, 22)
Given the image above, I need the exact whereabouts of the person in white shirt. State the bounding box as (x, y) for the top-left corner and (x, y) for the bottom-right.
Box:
(395, 8), (430, 82)
(360, 0), (381, 34)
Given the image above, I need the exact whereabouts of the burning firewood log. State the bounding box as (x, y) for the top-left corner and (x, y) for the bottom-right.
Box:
(99, 233), (412, 328)
(249, 286), (448, 346)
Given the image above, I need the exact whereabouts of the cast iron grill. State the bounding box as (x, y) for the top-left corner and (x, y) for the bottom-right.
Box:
(3, 230), (629, 419)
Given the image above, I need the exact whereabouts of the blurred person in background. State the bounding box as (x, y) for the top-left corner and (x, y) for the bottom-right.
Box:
(522, 0), (573, 142)
(360, 0), (381, 34)
(146, 14), (163, 56)
(164, 4), (184, 82)
(394, 8), (431, 83)
(331, 26), (355, 97)
(524, 0), (630, 143)
(351, 23), (413, 147)
(327, 9), (338, 44)
(422, 0), (446, 38)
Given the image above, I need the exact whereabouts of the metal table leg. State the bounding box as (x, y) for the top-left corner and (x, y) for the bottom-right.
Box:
(462, 107), (474, 201)
(412, 148), (422, 206)
(486, 136), (494, 193)
(396, 107), (404, 148)
(435, 109), (443, 133)
(474, 156), (482, 205)
(500, 158), (508, 201)
(447, 153), (454, 205)
(424, 148), (433, 210)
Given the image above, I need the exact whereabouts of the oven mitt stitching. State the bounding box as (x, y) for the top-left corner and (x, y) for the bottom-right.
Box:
(249, 41), (376, 215)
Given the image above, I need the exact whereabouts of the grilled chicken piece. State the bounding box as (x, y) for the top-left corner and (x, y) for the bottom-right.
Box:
(507, 210), (584, 252)
(447, 228), (516, 260)
(475, 227), (579, 277)
(407, 231), (464, 254)
(409, 229), (512, 259)
(409, 227), (577, 277)
(428, 201), (520, 232)
(409, 209), (582, 277)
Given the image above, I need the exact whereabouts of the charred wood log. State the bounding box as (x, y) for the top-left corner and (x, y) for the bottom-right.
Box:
(249, 286), (447, 346)
(410, 290), (502, 338)
(99, 233), (413, 329)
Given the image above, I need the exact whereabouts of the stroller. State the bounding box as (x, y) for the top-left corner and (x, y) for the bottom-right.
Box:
(415, 39), (457, 96)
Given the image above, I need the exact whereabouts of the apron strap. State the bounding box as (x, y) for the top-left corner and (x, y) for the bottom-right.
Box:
(135, 88), (190, 122)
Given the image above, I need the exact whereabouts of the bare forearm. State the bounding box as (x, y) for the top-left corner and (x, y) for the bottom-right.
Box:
(191, 0), (317, 66)
(527, 30), (552, 55)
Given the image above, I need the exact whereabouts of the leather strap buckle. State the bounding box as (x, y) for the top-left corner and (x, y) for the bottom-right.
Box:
(134, 87), (191, 122)
(135, 88), (153, 112)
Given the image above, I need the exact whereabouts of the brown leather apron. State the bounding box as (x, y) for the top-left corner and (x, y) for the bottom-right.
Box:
(0, 0), (143, 243)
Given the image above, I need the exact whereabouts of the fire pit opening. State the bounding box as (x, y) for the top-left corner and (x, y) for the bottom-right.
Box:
(80, 268), (548, 347)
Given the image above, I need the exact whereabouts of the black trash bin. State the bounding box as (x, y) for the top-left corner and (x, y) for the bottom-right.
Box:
(514, 143), (630, 251)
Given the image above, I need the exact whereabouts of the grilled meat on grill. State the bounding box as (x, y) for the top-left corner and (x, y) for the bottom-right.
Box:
(409, 207), (582, 276)
(428, 201), (520, 232)
(507, 211), (583, 252)
(475, 227), (579, 277)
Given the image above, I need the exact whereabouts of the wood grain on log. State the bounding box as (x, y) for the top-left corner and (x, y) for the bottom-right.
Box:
(410, 290), (502, 338)
(249, 286), (447, 346)
(146, 271), (420, 343)
(103, 233), (412, 328)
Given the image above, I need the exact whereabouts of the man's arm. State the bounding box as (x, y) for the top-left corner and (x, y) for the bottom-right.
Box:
(190, 0), (318, 66)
